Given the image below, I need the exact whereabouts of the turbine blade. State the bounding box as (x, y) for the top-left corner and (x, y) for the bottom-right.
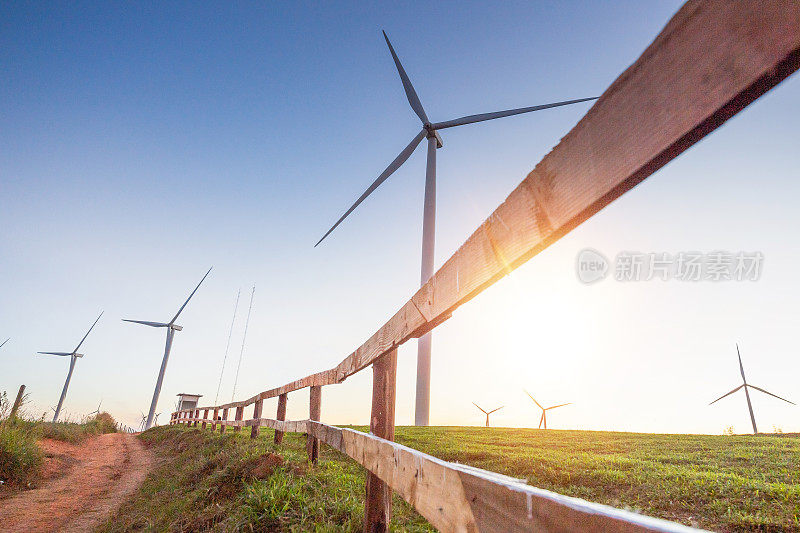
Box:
(524, 390), (544, 410)
(122, 319), (169, 328)
(73, 311), (103, 353)
(170, 267), (213, 324)
(472, 401), (488, 414)
(37, 351), (72, 356)
(547, 403), (572, 410)
(736, 344), (747, 383)
(382, 31), (428, 124)
(0, 338), (9, 349)
(748, 384), (796, 405)
(314, 129), (426, 247)
(709, 384), (744, 405)
(488, 406), (504, 414)
(432, 97), (598, 130)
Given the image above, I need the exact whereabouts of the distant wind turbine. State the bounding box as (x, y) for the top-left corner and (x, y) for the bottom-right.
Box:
(525, 390), (571, 430)
(316, 31), (597, 426)
(88, 399), (103, 416)
(38, 312), (103, 423)
(709, 344), (795, 434)
(472, 402), (504, 427)
(124, 267), (212, 431)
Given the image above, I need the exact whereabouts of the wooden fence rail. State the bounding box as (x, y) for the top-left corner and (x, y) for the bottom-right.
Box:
(172, 1), (800, 531)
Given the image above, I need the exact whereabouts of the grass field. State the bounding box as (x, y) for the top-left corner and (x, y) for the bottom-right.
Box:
(104, 425), (800, 532)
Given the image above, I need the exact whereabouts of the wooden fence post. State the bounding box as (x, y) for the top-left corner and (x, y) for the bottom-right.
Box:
(251, 399), (263, 439)
(201, 409), (209, 430)
(193, 408), (200, 427)
(364, 348), (397, 533)
(10, 384), (25, 421)
(275, 393), (287, 444)
(234, 406), (244, 433)
(220, 408), (228, 434)
(211, 408), (219, 431)
(307, 386), (321, 463)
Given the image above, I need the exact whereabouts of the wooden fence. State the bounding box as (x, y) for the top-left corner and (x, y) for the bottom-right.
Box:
(172, 1), (800, 531)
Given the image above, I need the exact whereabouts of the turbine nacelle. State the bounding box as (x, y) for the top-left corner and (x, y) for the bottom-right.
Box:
(423, 124), (444, 148)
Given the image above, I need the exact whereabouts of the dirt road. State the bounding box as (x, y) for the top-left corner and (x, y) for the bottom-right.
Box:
(0, 432), (152, 533)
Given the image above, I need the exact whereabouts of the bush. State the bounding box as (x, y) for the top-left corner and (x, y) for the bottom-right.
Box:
(37, 412), (119, 443)
(0, 422), (43, 487)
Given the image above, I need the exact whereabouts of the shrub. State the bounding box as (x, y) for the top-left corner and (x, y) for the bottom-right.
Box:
(0, 422), (43, 487)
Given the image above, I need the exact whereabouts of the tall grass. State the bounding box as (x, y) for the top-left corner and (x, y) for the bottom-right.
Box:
(0, 390), (119, 489)
(0, 391), (43, 487)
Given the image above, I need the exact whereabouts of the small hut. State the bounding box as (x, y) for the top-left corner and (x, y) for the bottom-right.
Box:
(176, 393), (202, 412)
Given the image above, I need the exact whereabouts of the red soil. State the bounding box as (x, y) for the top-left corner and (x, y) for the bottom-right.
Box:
(0, 432), (152, 533)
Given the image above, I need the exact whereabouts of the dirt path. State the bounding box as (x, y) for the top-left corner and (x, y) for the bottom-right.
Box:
(0, 432), (152, 533)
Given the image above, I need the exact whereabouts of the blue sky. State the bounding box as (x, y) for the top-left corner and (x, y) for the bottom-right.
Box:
(2, 1), (799, 433)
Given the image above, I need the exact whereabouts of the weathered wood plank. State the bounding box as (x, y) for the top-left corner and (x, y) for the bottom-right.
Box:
(251, 399), (263, 439)
(410, 0), (800, 329)
(364, 350), (398, 533)
(275, 393), (287, 444)
(307, 386), (321, 464)
(234, 406), (244, 433)
(220, 408), (228, 434)
(301, 422), (702, 533)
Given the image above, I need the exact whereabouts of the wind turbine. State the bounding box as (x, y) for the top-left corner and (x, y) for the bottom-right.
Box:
(709, 344), (795, 434)
(88, 399), (103, 417)
(525, 390), (571, 430)
(38, 312), (103, 423)
(316, 32), (597, 426)
(124, 267), (212, 431)
(472, 402), (503, 427)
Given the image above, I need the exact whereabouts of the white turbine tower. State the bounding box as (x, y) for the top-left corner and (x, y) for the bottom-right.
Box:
(316, 31), (597, 426)
(709, 344), (795, 434)
(124, 267), (212, 430)
(38, 312), (103, 423)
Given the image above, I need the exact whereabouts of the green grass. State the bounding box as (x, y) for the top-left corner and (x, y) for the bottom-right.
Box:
(100, 425), (431, 532)
(105, 425), (800, 532)
(385, 426), (800, 532)
(0, 422), (43, 488)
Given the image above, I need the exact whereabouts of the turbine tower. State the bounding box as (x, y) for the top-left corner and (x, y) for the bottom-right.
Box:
(124, 267), (212, 430)
(38, 312), (103, 423)
(709, 344), (795, 434)
(525, 390), (571, 430)
(472, 402), (503, 427)
(316, 31), (597, 426)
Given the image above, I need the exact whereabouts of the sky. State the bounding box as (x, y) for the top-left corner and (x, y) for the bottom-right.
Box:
(1, 1), (798, 434)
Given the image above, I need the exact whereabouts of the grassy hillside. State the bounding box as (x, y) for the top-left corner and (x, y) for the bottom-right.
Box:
(104, 425), (799, 532)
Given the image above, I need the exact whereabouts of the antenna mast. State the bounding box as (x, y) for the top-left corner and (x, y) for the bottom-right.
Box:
(231, 285), (255, 401)
(215, 289), (241, 404)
